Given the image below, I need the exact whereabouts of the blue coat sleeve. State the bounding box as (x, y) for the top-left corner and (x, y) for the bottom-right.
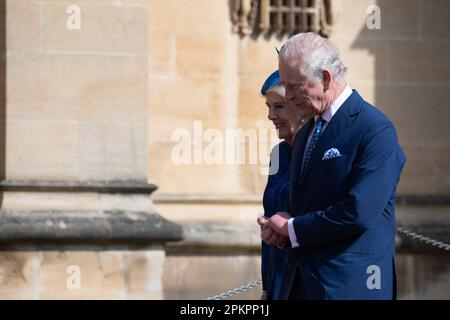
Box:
(292, 121), (406, 248)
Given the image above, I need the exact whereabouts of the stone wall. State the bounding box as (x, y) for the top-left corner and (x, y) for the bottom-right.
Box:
(0, 246), (166, 299)
(333, 0), (450, 196)
(1, 0), (183, 299)
(151, 0), (450, 222)
(152, 0), (450, 299)
(1, 0), (449, 299)
(7, 0), (148, 181)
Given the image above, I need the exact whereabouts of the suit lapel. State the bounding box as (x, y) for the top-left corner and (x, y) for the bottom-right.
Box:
(298, 91), (362, 189)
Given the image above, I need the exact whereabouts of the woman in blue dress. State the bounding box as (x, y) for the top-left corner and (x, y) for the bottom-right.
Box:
(258, 70), (311, 300)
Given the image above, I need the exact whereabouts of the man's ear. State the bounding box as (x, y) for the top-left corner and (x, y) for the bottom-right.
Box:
(322, 69), (332, 91)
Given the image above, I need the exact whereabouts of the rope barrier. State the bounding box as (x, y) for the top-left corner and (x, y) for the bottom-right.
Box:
(206, 280), (262, 300)
(206, 226), (450, 300)
(397, 227), (450, 251)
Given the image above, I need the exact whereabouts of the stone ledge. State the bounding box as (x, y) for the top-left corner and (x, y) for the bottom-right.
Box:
(153, 194), (261, 205)
(0, 180), (158, 194)
(154, 194), (450, 205)
(165, 221), (450, 255)
(397, 195), (450, 205)
(0, 210), (184, 245)
(166, 221), (260, 255)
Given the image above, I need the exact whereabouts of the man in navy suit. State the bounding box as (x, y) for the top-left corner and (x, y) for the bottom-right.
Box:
(263, 33), (406, 299)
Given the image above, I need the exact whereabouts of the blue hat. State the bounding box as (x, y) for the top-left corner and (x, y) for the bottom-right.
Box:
(260, 70), (281, 96)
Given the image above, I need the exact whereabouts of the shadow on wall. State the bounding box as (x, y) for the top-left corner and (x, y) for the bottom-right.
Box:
(351, 0), (450, 299)
(351, 0), (450, 197)
(397, 253), (450, 300)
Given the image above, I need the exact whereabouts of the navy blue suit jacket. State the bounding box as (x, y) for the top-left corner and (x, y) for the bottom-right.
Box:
(281, 90), (406, 299)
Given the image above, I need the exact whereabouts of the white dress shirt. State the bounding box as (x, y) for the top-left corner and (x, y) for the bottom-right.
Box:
(288, 84), (353, 248)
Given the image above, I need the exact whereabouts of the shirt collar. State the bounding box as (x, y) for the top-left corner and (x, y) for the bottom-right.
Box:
(315, 84), (353, 123)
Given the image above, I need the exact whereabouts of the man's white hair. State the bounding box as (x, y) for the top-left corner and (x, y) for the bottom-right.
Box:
(279, 32), (347, 84)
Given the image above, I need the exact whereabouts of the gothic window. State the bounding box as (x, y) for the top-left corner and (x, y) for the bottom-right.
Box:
(231, 0), (332, 37)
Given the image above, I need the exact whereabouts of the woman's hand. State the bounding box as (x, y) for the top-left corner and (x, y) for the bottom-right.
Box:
(258, 215), (288, 248)
(257, 215), (269, 228)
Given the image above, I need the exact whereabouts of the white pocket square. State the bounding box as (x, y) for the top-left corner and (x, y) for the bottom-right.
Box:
(322, 148), (342, 160)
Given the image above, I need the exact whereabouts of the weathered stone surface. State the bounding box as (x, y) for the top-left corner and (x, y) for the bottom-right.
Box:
(166, 220), (260, 254)
(6, 0), (148, 182)
(6, 120), (79, 181)
(163, 254), (261, 300)
(387, 40), (450, 83)
(0, 248), (166, 300)
(0, 252), (42, 299)
(3, 0), (450, 301)
(163, 251), (450, 300)
(38, 250), (126, 300)
(0, 210), (183, 245)
(155, 200), (262, 224)
(123, 250), (165, 299)
(397, 253), (450, 300)
(41, 2), (148, 55)
(0, 180), (158, 213)
(420, 0), (450, 39)
(334, 0), (420, 40)
(6, 0), (39, 52)
(0, 180), (157, 194)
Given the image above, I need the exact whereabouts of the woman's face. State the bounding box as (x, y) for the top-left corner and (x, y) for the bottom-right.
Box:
(265, 89), (310, 144)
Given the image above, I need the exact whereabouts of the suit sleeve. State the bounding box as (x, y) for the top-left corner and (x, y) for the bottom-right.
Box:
(292, 120), (406, 248)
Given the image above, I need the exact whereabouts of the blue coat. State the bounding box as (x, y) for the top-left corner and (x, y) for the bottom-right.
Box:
(261, 141), (292, 300)
(281, 90), (406, 300)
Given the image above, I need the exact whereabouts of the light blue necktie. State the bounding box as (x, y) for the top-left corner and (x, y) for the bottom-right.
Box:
(302, 117), (326, 174)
